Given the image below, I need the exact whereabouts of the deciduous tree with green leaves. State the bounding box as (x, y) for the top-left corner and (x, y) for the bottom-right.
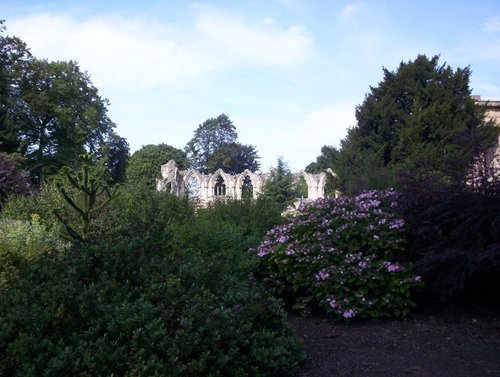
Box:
(126, 143), (188, 188)
(207, 141), (260, 173)
(1, 23), (128, 183)
(185, 113), (238, 173)
(185, 113), (260, 174)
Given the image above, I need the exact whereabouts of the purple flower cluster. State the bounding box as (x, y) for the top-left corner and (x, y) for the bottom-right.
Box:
(315, 269), (330, 281)
(254, 189), (421, 321)
(386, 264), (401, 272)
(342, 309), (356, 318)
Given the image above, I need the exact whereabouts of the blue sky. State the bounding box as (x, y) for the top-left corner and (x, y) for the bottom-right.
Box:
(2, 0), (500, 171)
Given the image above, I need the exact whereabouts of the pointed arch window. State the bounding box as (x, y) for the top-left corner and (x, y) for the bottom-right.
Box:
(214, 175), (226, 196)
(241, 175), (253, 199)
(187, 175), (200, 199)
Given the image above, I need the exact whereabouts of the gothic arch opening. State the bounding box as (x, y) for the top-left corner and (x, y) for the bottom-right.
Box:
(186, 175), (201, 200)
(214, 175), (226, 196)
(296, 174), (308, 198)
(241, 175), (253, 199)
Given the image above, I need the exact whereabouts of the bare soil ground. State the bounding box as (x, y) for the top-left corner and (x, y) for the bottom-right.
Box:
(289, 308), (500, 377)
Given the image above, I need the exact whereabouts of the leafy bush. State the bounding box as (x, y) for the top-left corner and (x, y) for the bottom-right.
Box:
(0, 214), (69, 287)
(0, 179), (82, 238)
(0, 152), (32, 207)
(195, 197), (284, 248)
(90, 183), (194, 247)
(255, 189), (422, 320)
(398, 176), (500, 308)
(0, 189), (303, 376)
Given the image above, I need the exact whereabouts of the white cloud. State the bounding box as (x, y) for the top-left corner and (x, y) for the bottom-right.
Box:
(7, 9), (312, 93)
(195, 9), (312, 67)
(484, 16), (500, 32)
(8, 14), (213, 91)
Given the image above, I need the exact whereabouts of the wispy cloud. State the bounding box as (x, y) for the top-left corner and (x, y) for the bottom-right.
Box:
(195, 8), (312, 67)
(8, 13), (211, 91)
(7, 8), (312, 92)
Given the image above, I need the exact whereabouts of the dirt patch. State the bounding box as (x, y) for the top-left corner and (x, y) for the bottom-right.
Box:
(289, 309), (500, 377)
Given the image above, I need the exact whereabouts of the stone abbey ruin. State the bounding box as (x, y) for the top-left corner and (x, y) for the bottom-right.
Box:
(156, 160), (337, 206)
(156, 97), (500, 205)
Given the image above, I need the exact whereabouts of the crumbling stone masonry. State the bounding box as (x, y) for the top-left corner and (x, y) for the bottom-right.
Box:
(157, 160), (337, 205)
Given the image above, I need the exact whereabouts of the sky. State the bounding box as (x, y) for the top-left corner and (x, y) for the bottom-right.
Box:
(2, 0), (500, 172)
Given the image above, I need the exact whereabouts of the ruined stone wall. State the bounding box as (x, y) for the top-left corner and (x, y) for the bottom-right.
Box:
(157, 160), (337, 205)
(475, 96), (500, 170)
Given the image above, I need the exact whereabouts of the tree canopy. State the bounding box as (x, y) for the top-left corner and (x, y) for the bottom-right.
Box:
(306, 145), (339, 173)
(127, 143), (188, 188)
(207, 141), (260, 174)
(0, 22), (128, 183)
(327, 54), (496, 194)
(185, 114), (260, 173)
(262, 157), (301, 208)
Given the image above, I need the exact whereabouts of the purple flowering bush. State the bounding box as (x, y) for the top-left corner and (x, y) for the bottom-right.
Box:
(255, 189), (422, 320)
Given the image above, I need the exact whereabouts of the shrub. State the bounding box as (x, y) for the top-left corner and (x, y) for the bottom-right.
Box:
(194, 197), (284, 249)
(0, 152), (32, 207)
(0, 189), (303, 376)
(397, 176), (500, 308)
(0, 181), (77, 232)
(0, 214), (69, 287)
(255, 189), (422, 320)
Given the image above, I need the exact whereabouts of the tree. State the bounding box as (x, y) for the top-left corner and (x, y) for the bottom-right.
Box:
(262, 157), (299, 208)
(335, 54), (497, 194)
(185, 114), (238, 173)
(207, 142), (260, 173)
(0, 21), (32, 154)
(306, 145), (339, 173)
(126, 143), (188, 188)
(12, 59), (116, 181)
(98, 131), (129, 183)
(1, 23), (125, 183)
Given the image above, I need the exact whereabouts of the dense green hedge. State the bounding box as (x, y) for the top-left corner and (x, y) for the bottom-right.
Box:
(0, 186), (303, 376)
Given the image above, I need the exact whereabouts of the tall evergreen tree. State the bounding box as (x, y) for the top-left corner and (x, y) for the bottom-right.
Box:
(262, 157), (299, 208)
(335, 55), (496, 194)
